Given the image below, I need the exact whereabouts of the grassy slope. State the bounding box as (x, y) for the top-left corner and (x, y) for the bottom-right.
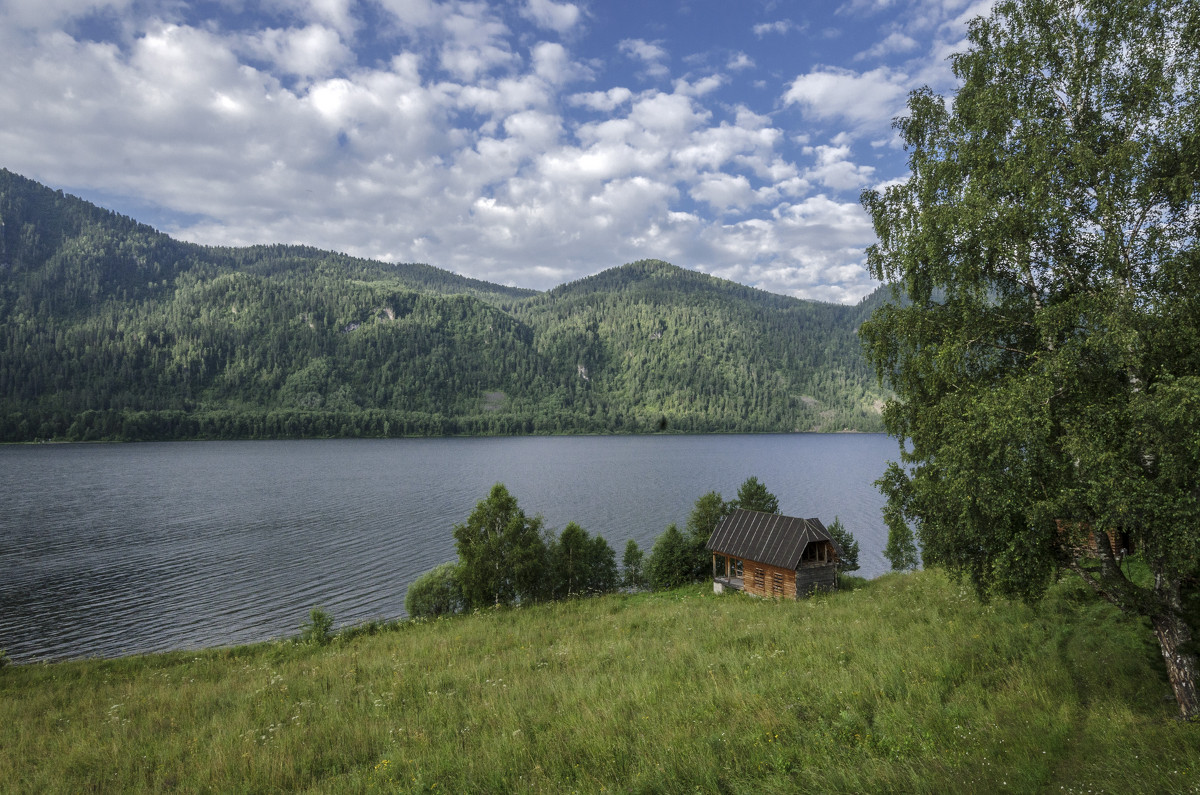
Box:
(2, 570), (1197, 794)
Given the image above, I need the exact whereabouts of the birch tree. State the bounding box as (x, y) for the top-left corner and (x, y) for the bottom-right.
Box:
(861, 0), (1200, 717)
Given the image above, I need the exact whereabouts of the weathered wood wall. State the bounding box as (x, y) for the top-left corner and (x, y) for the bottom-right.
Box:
(795, 563), (837, 595)
(723, 556), (838, 600)
(1056, 520), (1129, 559)
(743, 560), (799, 599)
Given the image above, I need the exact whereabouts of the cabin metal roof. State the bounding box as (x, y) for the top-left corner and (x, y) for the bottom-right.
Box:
(706, 508), (835, 570)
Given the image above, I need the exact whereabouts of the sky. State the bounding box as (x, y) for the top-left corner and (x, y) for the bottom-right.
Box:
(0, 0), (994, 303)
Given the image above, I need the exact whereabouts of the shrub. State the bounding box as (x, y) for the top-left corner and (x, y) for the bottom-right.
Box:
(406, 562), (465, 619)
(299, 607), (334, 645)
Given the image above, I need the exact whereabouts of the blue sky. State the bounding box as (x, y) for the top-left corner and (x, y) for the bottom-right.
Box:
(0, 0), (993, 302)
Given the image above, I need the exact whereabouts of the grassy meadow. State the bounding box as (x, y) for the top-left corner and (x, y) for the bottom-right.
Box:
(2, 569), (1198, 793)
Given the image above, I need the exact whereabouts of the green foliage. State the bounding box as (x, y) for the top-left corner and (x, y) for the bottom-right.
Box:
(298, 607), (334, 646)
(405, 562), (465, 619)
(647, 524), (694, 591)
(546, 522), (590, 598)
(685, 490), (731, 579)
(882, 511), (919, 574)
(859, 0), (1200, 715)
(827, 516), (860, 575)
(453, 484), (547, 609)
(545, 522), (618, 599)
(686, 490), (730, 543)
(0, 171), (890, 441)
(585, 535), (619, 595)
(621, 539), (647, 590)
(732, 476), (779, 514)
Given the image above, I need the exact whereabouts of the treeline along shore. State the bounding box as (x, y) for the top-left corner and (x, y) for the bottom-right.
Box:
(3, 475), (1198, 791)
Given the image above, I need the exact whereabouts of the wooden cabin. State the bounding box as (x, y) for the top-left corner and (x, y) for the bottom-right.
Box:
(1056, 520), (1131, 560)
(706, 508), (840, 599)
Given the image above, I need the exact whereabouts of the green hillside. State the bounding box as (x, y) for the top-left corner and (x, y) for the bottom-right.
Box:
(0, 169), (887, 441)
(2, 571), (1196, 793)
(512, 260), (884, 433)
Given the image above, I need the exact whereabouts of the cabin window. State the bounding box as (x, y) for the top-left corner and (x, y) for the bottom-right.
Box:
(753, 568), (765, 590)
(771, 572), (783, 596)
(803, 543), (829, 564)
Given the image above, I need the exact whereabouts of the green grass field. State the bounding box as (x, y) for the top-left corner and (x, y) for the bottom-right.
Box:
(3, 569), (1197, 793)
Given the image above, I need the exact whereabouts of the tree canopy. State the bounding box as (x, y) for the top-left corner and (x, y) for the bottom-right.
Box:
(621, 539), (648, 590)
(647, 524), (693, 591)
(415, 485), (621, 616)
(0, 168), (890, 442)
(827, 517), (860, 576)
(546, 522), (618, 599)
(860, 0), (1200, 717)
(404, 562), (465, 619)
(452, 484), (547, 608)
(684, 490), (731, 579)
(731, 476), (780, 515)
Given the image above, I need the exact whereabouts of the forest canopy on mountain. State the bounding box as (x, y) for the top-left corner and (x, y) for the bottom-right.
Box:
(0, 169), (887, 442)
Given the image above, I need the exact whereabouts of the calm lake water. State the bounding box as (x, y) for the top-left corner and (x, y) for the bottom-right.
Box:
(0, 434), (898, 662)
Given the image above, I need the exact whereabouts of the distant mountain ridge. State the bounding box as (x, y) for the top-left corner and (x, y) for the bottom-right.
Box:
(0, 168), (887, 441)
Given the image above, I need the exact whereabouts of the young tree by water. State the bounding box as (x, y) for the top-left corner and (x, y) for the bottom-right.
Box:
(453, 484), (547, 608)
(827, 516), (860, 577)
(584, 534), (619, 595)
(546, 522), (619, 598)
(299, 607), (334, 646)
(685, 490), (731, 579)
(647, 524), (693, 591)
(731, 476), (779, 515)
(547, 523), (589, 598)
(621, 539), (648, 590)
(860, 0), (1200, 717)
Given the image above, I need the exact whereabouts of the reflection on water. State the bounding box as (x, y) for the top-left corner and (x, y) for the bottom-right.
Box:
(0, 434), (896, 662)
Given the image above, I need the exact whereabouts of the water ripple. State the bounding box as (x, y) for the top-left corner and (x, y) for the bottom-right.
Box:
(0, 435), (894, 662)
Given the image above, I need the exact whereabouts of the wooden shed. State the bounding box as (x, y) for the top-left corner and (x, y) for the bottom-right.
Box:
(706, 508), (840, 599)
(1056, 520), (1131, 561)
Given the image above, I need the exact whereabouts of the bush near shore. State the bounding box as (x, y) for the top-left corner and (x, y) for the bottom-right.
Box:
(2, 569), (1197, 793)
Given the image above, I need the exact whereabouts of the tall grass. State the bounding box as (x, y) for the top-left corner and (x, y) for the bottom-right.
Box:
(2, 569), (1196, 793)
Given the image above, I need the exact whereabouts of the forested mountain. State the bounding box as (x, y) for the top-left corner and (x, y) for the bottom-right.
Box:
(0, 168), (887, 441)
(510, 261), (884, 434)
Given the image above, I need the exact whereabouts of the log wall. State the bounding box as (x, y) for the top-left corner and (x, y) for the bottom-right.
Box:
(795, 562), (838, 595)
(737, 560), (837, 599)
(743, 560), (798, 599)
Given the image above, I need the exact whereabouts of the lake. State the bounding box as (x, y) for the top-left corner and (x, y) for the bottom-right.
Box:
(0, 434), (898, 662)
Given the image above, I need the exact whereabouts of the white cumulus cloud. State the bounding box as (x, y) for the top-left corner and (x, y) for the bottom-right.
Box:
(521, 0), (582, 34)
(618, 38), (670, 79)
(0, 0), (930, 302)
(242, 25), (352, 79)
(783, 65), (911, 131)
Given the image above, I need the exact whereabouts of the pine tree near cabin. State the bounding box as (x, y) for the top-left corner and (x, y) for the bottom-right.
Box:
(861, 0), (1200, 717)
